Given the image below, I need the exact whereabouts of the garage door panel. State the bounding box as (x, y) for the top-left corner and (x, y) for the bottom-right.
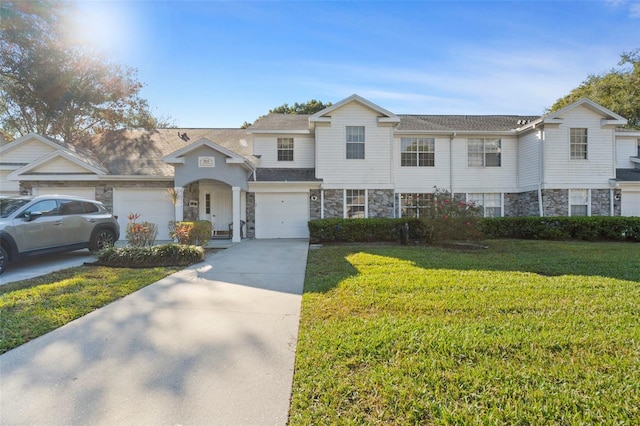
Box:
(255, 193), (309, 239)
(622, 191), (640, 217)
(114, 188), (174, 240)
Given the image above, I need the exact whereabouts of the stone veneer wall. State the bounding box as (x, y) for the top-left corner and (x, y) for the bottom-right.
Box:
(246, 192), (256, 238)
(323, 189), (344, 218)
(309, 189), (321, 220)
(182, 182), (199, 221)
(542, 189), (568, 217)
(503, 191), (540, 217)
(591, 189), (611, 216)
(368, 189), (395, 218)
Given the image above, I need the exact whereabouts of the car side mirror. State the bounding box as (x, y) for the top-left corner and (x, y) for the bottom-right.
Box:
(25, 211), (43, 222)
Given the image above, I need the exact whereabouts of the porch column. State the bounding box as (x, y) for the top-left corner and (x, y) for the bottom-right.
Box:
(232, 186), (241, 242)
(174, 186), (184, 222)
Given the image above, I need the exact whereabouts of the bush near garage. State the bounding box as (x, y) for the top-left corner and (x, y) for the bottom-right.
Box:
(168, 220), (212, 246)
(308, 218), (430, 244)
(482, 216), (640, 242)
(96, 244), (205, 268)
(125, 213), (159, 247)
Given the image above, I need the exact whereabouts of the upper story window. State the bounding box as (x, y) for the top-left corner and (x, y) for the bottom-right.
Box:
(401, 138), (435, 167)
(346, 126), (365, 159)
(570, 128), (588, 160)
(277, 137), (294, 161)
(468, 138), (501, 167)
(345, 189), (366, 218)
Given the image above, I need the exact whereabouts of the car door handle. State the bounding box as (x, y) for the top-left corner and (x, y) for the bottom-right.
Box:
(88, 219), (97, 222)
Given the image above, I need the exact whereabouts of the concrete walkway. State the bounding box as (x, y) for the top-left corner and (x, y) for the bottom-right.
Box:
(0, 239), (309, 425)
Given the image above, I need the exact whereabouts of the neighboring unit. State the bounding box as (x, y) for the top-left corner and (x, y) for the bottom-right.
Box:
(1, 95), (639, 242)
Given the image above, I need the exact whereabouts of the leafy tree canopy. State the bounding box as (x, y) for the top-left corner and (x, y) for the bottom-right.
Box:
(549, 49), (640, 129)
(0, 1), (173, 142)
(241, 99), (332, 128)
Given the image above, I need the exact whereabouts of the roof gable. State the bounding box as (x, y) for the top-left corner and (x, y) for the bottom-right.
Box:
(543, 98), (627, 126)
(310, 94), (400, 124)
(163, 138), (254, 168)
(8, 150), (107, 179)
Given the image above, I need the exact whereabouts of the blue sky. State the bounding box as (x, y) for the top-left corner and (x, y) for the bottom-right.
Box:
(72, 0), (640, 128)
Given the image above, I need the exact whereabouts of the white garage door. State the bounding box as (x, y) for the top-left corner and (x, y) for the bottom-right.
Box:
(113, 188), (174, 240)
(622, 191), (640, 217)
(255, 192), (309, 239)
(34, 187), (96, 199)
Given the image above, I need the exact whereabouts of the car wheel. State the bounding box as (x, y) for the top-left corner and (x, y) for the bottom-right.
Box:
(0, 245), (8, 275)
(90, 229), (116, 252)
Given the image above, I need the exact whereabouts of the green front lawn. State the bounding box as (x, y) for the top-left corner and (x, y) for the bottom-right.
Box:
(0, 266), (179, 354)
(290, 240), (640, 424)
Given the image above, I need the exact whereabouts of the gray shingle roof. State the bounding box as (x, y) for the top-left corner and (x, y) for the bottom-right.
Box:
(75, 128), (253, 176)
(252, 168), (320, 182)
(397, 115), (541, 132)
(248, 114), (311, 131)
(616, 168), (640, 182)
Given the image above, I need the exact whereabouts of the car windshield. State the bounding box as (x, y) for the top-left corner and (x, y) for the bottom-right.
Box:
(0, 198), (30, 218)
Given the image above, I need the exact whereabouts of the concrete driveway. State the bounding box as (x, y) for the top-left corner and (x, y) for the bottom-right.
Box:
(0, 249), (96, 286)
(0, 239), (308, 425)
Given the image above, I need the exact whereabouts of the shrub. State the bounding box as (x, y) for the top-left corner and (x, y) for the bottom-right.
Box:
(419, 187), (483, 242)
(308, 218), (429, 244)
(96, 244), (205, 268)
(168, 221), (212, 246)
(482, 216), (640, 242)
(125, 213), (158, 247)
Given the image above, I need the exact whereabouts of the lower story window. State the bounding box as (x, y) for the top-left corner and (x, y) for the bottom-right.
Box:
(346, 189), (366, 218)
(468, 193), (502, 217)
(400, 193), (431, 218)
(570, 189), (589, 216)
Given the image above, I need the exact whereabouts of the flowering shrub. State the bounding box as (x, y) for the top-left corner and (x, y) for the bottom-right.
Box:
(421, 187), (483, 242)
(126, 213), (159, 247)
(168, 220), (212, 246)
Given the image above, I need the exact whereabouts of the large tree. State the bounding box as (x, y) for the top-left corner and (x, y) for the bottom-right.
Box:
(241, 99), (332, 128)
(0, 1), (171, 142)
(549, 49), (640, 129)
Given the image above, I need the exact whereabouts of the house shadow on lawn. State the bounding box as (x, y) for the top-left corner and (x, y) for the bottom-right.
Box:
(303, 240), (640, 294)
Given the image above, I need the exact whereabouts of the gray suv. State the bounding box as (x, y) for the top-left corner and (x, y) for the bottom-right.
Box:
(0, 195), (120, 274)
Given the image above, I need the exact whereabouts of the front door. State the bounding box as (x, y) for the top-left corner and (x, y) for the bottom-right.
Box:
(199, 182), (232, 233)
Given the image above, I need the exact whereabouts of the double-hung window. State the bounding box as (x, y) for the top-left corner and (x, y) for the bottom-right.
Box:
(346, 126), (365, 159)
(468, 138), (501, 167)
(468, 193), (502, 217)
(570, 189), (589, 216)
(277, 137), (294, 161)
(345, 189), (366, 218)
(401, 138), (435, 167)
(570, 128), (588, 160)
(400, 193), (431, 218)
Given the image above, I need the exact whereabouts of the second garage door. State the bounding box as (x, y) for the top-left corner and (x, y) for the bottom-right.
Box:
(255, 192), (309, 239)
(622, 190), (640, 217)
(113, 188), (174, 240)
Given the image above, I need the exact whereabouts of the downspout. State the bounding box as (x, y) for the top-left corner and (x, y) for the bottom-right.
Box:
(449, 132), (456, 196)
(538, 126), (544, 217)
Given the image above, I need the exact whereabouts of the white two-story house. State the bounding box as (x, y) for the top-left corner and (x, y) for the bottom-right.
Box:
(2, 95), (639, 242)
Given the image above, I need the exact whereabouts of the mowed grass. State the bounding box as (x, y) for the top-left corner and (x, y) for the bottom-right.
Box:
(290, 240), (640, 425)
(0, 266), (179, 354)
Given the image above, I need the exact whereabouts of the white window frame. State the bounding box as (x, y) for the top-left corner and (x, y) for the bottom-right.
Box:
(400, 138), (435, 167)
(399, 193), (432, 218)
(467, 193), (503, 217)
(468, 138), (501, 167)
(344, 189), (367, 218)
(277, 137), (294, 162)
(569, 189), (590, 216)
(570, 128), (588, 160)
(346, 126), (365, 159)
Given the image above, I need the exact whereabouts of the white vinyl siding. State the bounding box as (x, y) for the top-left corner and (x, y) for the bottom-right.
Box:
(544, 107), (614, 186)
(0, 171), (20, 194)
(32, 156), (92, 174)
(569, 189), (589, 216)
(0, 138), (56, 163)
(401, 137), (434, 167)
(453, 137), (518, 193)
(518, 131), (541, 190)
(253, 136), (315, 168)
(315, 102), (393, 185)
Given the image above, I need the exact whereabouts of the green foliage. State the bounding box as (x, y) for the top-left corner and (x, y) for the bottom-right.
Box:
(269, 99), (332, 115)
(419, 187), (483, 242)
(308, 218), (429, 244)
(0, 265), (179, 353)
(0, 1), (171, 141)
(125, 213), (158, 247)
(168, 220), (212, 246)
(549, 48), (640, 129)
(483, 216), (640, 241)
(96, 244), (205, 268)
(290, 242), (640, 424)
